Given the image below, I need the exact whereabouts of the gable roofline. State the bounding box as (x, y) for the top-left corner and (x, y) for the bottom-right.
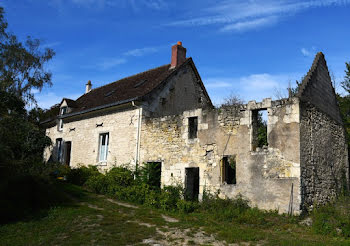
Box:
(140, 57), (213, 108)
(297, 52), (328, 98)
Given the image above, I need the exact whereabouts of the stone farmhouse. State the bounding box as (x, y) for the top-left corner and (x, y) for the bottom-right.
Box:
(43, 42), (349, 214)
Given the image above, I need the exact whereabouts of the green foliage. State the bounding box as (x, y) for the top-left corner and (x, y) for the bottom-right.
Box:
(137, 162), (161, 188)
(311, 196), (350, 237)
(257, 112), (268, 148)
(0, 7), (54, 103)
(341, 62), (350, 94)
(105, 167), (135, 187)
(159, 186), (182, 211)
(176, 200), (199, 213)
(67, 165), (100, 186)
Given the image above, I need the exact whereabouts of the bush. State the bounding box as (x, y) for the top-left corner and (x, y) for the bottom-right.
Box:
(176, 200), (199, 213)
(105, 167), (134, 187)
(0, 174), (68, 223)
(84, 173), (107, 194)
(311, 197), (350, 237)
(67, 165), (100, 185)
(159, 186), (182, 211)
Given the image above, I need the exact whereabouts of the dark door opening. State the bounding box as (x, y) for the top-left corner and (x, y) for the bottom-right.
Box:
(64, 141), (72, 166)
(185, 167), (199, 201)
(146, 162), (162, 188)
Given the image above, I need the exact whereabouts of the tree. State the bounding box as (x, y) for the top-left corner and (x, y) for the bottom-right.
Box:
(0, 6), (55, 104)
(0, 6), (53, 168)
(341, 62), (350, 94)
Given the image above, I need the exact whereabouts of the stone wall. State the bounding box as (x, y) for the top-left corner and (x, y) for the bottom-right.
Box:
(142, 61), (211, 117)
(44, 106), (140, 170)
(140, 98), (302, 214)
(300, 103), (349, 211)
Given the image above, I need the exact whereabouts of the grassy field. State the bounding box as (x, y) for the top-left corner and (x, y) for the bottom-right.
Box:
(1, 184), (350, 246)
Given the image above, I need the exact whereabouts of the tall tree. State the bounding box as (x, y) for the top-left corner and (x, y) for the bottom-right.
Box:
(0, 6), (55, 104)
(341, 62), (350, 94)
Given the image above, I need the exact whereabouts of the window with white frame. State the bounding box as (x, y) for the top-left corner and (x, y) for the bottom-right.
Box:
(56, 138), (63, 162)
(58, 119), (64, 131)
(60, 107), (67, 115)
(99, 133), (109, 162)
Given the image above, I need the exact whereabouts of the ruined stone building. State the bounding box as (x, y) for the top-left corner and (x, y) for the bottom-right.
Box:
(43, 42), (349, 214)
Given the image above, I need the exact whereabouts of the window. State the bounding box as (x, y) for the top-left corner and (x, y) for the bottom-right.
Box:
(60, 107), (67, 115)
(188, 117), (198, 139)
(56, 138), (63, 162)
(251, 109), (268, 150)
(58, 119), (64, 131)
(221, 156), (236, 185)
(99, 133), (109, 162)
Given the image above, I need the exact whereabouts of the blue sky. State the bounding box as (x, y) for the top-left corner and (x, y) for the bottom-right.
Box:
(2, 0), (350, 108)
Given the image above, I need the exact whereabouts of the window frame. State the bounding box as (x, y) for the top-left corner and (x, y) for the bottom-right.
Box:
(98, 132), (109, 162)
(56, 138), (63, 163)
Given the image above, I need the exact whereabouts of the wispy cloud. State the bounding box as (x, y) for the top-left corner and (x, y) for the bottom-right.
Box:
(123, 47), (159, 57)
(220, 16), (278, 32)
(95, 58), (127, 70)
(301, 46), (316, 57)
(168, 0), (350, 32)
(205, 73), (300, 104)
(51, 0), (168, 10)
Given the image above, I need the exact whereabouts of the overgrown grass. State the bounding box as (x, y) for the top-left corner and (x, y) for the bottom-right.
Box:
(1, 184), (350, 246)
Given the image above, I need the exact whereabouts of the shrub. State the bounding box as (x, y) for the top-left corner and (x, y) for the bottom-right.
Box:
(105, 167), (135, 187)
(67, 165), (100, 185)
(84, 173), (107, 194)
(311, 197), (350, 237)
(159, 185), (182, 211)
(0, 174), (68, 223)
(176, 200), (199, 213)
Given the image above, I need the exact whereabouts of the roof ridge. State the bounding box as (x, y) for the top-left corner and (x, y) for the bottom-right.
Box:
(297, 52), (325, 97)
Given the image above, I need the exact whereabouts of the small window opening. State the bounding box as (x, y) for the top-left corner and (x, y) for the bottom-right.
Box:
(252, 109), (268, 150)
(188, 117), (198, 139)
(221, 156), (236, 184)
(99, 133), (109, 162)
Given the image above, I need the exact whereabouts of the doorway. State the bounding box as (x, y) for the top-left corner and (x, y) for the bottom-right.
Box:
(64, 141), (72, 166)
(185, 167), (199, 201)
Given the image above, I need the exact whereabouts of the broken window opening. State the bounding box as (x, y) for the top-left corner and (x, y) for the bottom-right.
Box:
(188, 117), (198, 139)
(221, 156), (236, 185)
(252, 109), (268, 151)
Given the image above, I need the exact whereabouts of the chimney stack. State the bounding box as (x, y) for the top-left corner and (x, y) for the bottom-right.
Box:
(85, 80), (92, 94)
(170, 41), (186, 68)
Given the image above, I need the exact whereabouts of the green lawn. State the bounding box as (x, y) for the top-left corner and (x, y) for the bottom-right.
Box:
(1, 184), (349, 246)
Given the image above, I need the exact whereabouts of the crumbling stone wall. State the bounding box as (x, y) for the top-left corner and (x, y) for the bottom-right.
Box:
(298, 52), (349, 212)
(300, 103), (348, 211)
(140, 98), (302, 214)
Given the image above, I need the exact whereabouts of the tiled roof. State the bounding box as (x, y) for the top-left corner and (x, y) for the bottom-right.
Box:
(44, 58), (196, 122)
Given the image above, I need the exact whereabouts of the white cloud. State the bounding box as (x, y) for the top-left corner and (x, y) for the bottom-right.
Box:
(95, 58), (127, 70)
(220, 16), (278, 32)
(205, 80), (233, 88)
(168, 0), (350, 32)
(123, 47), (159, 57)
(205, 73), (301, 105)
(301, 47), (317, 57)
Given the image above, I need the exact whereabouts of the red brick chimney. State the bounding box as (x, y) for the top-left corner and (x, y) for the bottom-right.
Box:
(170, 41), (186, 68)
